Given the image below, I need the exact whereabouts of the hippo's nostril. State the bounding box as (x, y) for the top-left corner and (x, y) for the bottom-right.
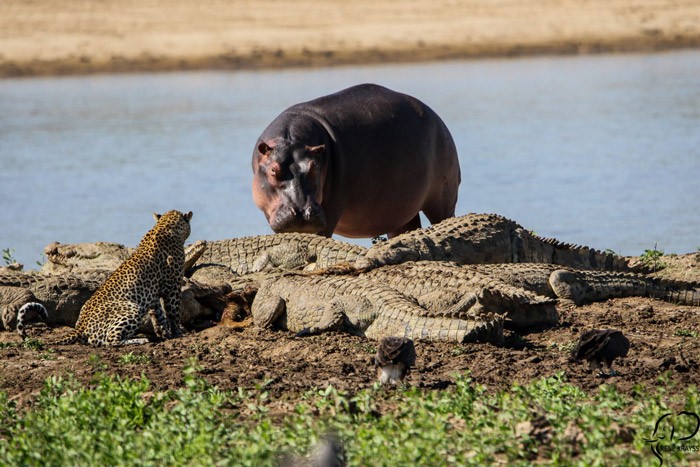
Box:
(303, 204), (325, 223)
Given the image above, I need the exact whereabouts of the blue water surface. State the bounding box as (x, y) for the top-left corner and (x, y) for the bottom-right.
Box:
(1, 50), (698, 267)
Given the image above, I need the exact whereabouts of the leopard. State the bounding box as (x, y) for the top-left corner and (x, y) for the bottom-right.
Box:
(51, 210), (193, 347)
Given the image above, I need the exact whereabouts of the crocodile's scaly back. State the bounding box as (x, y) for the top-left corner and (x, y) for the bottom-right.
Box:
(360, 261), (558, 329)
(0, 270), (108, 292)
(357, 213), (632, 271)
(191, 233), (367, 275)
(357, 214), (517, 268)
(471, 263), (700, 306)
(252, 273), (504, 344)
(548, 269), (700, 306)
(521, 234), (632, 271)
(471, 263), (566, 298)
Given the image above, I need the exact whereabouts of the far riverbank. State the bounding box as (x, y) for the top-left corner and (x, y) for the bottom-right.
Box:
(2, 0), (699, 77)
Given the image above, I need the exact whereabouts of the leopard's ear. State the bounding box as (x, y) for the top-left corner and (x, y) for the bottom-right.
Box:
(184, 211), (193, 222)
(153, 212), (161, 222)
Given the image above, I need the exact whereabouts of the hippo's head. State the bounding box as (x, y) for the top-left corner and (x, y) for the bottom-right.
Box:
(252, 138), (328, 234)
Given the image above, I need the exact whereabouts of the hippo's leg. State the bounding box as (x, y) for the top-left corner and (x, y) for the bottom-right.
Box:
(388, 214), (422, 238)
(423, 189), (457, 225)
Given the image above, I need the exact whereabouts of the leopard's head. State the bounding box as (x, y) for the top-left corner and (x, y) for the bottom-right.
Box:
(152, 210), (193, 245)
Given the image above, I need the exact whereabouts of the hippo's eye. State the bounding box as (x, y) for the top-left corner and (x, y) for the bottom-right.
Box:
(267, 163), (281, 180)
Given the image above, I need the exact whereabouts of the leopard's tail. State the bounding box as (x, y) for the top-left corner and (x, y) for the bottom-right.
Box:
(17, 302), (48, 339)
(50, 329), (82, 345)
(16, 302), (83, 345)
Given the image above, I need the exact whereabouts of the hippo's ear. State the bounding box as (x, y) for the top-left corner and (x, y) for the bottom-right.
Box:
(306, 144), (325, 156)
(258, 142), (273, 156)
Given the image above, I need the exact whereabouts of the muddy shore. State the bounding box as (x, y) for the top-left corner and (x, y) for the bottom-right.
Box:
(1, 252), (699, 410)
(2, 0), (700, 78)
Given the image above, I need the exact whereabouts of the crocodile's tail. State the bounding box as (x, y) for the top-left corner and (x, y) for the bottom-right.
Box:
(519, 230), (637, 272)
(365, 310), (504, 345)
(16, 302), (48, 339)
(549, 269), (700, 306)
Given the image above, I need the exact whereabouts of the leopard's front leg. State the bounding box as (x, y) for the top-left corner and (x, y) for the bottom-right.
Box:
(148, 299), (173, 340)
(161, 285), (183, 338)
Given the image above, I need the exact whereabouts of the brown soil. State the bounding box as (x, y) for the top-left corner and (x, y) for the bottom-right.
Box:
(2, 0), (700, 78)
(2, 254), (699, 409)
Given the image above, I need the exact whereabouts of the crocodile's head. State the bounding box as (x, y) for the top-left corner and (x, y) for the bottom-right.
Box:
(355, 240), (420, 270)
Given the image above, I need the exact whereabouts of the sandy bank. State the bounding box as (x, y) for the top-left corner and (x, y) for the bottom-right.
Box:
(2, 0), (700, 77)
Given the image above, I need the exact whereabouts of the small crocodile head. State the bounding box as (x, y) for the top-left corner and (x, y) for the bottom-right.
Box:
(355, 240), (420, 270)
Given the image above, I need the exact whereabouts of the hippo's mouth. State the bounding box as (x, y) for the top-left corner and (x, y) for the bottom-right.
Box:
(270, 204), (327, 234)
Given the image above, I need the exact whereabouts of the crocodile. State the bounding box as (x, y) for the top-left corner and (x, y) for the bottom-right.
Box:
(252, 273), (504, 344)
(42, 234), (365, 277)
(469, 263), (700, 306)
(40, 214), (634, 278)
(358, 261), (699, 328)
(359, 261), (558, 329)
(42, 241), (134, 274)
(42, 240), (208, 275)
(0, 269), (108, 333)
(190, 233), (366, 275)
(356, 213), (635, 272)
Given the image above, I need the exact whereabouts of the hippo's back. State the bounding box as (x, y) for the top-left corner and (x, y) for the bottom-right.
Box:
(290, 84), (443, 137)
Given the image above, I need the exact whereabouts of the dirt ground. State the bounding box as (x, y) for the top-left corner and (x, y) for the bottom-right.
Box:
(2, 0), (700, 77)
(1, 254), (698, 410)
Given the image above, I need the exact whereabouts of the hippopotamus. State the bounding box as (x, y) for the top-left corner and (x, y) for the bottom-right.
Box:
(251, 83), (461, 238)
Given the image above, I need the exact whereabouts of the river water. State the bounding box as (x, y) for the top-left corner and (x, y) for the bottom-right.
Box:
(1, 51), (699, 268)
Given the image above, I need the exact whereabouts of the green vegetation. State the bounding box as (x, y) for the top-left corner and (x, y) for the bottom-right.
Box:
(674, 329), (698, 338)
(0, 369), (697, 466)
(0, 338), (45, 351)
(551, 340), (577, 353)
(2, 246), (45, 268)
(87, 354), (109, 372)
(2, 248), (17, 265)
(640, 244), (666, 271)
(35, 253), (47, 268)
(118, 352), (152, 365)
(0, 339), (55, 361)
